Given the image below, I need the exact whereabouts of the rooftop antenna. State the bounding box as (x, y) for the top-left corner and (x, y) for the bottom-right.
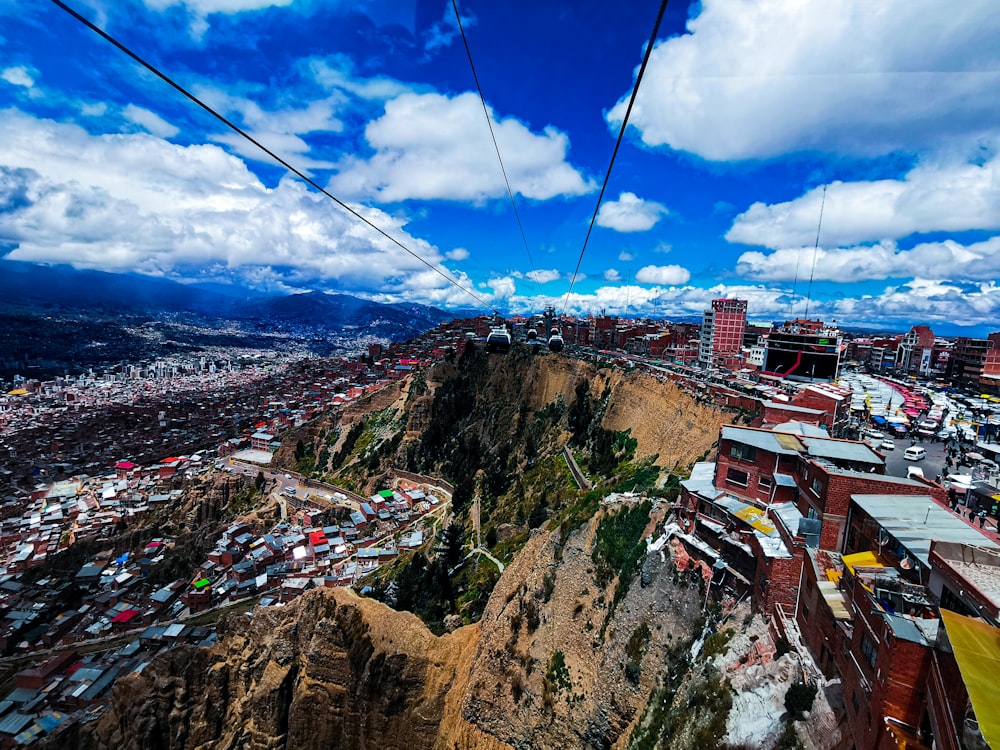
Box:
(803, 185), (827, 320)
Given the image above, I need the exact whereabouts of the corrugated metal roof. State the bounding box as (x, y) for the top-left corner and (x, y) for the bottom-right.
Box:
(721, 426), (803, 455)
(803, 438), (883, 464)
(850, 494), (1000, 566)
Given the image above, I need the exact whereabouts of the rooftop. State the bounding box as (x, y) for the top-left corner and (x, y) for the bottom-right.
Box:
(850, 494), (1000, 567)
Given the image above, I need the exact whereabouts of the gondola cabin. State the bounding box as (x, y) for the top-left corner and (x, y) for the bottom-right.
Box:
(486, 326), (512, 354)
(547, 327), (564, 353)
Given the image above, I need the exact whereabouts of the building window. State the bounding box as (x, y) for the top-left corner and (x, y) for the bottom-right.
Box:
(730, 444), (757, 462)
(860, 634), (878, 668)
(726, 468), (749, 487)
(758, 477), (773, 491)
(811, 476), (823, 496)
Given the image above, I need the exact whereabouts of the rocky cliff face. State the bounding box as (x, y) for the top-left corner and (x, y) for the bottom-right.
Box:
(60, 506), (710, 750)
(460, 508), (705, 749)
(63, 588), (509, 750)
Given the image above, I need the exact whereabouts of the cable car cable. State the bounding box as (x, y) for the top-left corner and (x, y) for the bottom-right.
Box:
(48, 0), (498, 314)
(450, 0), (543, 297)
(561, 0), (669, 318)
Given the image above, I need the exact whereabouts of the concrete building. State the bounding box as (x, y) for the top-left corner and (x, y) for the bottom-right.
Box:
(698, 298), (748, 367)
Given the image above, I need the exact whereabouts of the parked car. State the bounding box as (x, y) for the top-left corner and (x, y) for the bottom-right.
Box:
(903, 446), (927, 461)
(864, 429), (885, 439)
(907, 465), (925, 479)
(879, 439), (896, 451)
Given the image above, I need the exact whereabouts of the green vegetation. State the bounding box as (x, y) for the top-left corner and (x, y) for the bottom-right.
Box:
(784, 681), (818, 718)
(702, 627), (735, 660)
(591, 500), (652, 635)
(542, 649), (572, 708)
(625, 621), (652, 684)
(628, 653), (733, 750)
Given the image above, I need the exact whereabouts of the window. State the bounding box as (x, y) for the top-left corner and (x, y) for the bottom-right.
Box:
(860, 634), (878, 668)
(758, 477), (773, 491)
(730, 443), (757, 462)
(726, 468), (749, 487)
(811, 476), (824, 496)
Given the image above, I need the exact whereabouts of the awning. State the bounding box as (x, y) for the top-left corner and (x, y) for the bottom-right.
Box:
(939, 609), (1000, 750)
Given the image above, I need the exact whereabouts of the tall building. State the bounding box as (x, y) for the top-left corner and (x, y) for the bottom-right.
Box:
(698, 298), (747, 366)
(896, 324), (935, 375)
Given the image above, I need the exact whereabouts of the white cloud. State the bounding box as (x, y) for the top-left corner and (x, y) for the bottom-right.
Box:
(728, 149), (1000, 249)
(1, 66), (35, 89)
(736, 236), (1000, 283)
(80, 102), (108, 118)
(192, 83), (343, 170)
(141, 0), (295, 38)
(596, 191), (668, 232)
(486, 276), (516, 300)
(635, 264), (691, 285)
(653, 242), (672, 254)
(525, 269), (560, 284)
(604, 268), (622, 282)
(0, 110), (458, 297)
(446, 247), (469, 261)
(330, 92), (595, 202)
(608, 0), (1000, 160)
(123, 104), (180, 138)
(308, 56), (416, 102)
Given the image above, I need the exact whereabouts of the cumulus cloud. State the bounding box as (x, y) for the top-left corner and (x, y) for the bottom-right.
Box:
(604, 268), (622, 282)
(0, 110), (457, 296)
(192, 84), (343, 171)
(728, 149), (1000, 249)
(141, 0), (295, 38)
(1, 66), (35, 89)
(608, 0), (1000, 160)
(635, 264), (691, 285)
(123, 105), (180, 138)
(525, 269), (560, 284)
(618, 250), (634, 262)
(330, 92), (595, 202)
(446, 247), (469, 261)
(736, 236), (1000, 283)
(596, 192), (668, 232)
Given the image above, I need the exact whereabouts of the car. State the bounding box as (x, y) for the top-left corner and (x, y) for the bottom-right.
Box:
(903, 446), (926, 461)
(907, 465), (925, 479)
(879, 439), (896, 451)
(864, 429), (885, 439)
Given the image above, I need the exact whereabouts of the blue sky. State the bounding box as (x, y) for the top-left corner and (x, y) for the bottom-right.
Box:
(1, 0), (1000, 333)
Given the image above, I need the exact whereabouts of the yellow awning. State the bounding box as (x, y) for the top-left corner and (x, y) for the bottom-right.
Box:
(7, 389), (28, 396)
(939, 609), (1000, 750)
(841, 550), (885, 574)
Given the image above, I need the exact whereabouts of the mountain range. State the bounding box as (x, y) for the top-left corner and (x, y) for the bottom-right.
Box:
(0, 259), (462, 335)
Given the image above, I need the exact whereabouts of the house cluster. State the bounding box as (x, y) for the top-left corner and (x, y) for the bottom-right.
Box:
(182, 485), (442, 612)
(676, 418), (1000, 750)
(0, 627), (215, 748)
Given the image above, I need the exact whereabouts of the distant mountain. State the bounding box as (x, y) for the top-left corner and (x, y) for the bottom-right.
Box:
(0, 261), (459, 341)
(0, 260), (257, 316)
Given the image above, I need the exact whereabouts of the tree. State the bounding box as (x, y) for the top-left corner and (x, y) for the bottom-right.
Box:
(442, 522), (465, 568)
(784, 680), (818, 717)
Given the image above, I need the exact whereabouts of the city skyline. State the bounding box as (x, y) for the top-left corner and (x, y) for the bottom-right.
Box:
(1, 0), (999, 333)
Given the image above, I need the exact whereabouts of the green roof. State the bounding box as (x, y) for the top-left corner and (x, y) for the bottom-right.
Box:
(193, 578), (210, 589)
(378, 489), (393, 498)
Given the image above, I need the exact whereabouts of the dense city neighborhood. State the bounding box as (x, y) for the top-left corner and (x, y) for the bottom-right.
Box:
(0, 304), (999, 746)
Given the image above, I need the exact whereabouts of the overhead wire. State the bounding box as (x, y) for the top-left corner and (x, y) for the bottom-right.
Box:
(803, 185), (827, 320)
(48, 0), (498, 314)
(450, 0), (543, 298)
(561, 0), (670, 318)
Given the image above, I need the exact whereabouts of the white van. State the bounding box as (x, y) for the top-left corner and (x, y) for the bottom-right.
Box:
(903, 446), (926, 461)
